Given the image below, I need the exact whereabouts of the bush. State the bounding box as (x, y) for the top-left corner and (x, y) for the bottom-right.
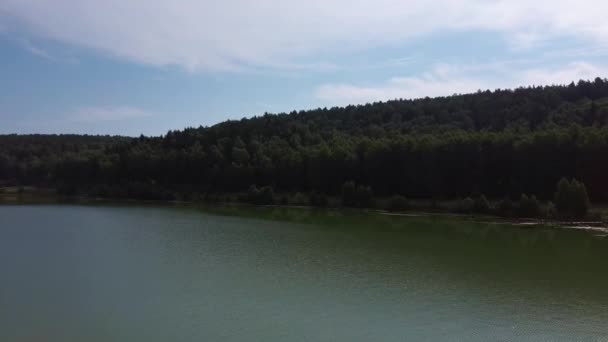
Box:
(355, 185), (374, 208)
(247, 185), (275, 205)
(57, 182), (79, 196)
(342, 182), (374, 208)
(309, 192), (329, 207)
(473, 195), (491, 214)
(517, 194), (541, 218)
(497, 197), (514, 217)
(247, 185), (260, 203)
(341, 181), (357, 207)
(258, 186), (274, 205)
(455, 197), (474, 214)
(289, 192), (307, 206)
(554, 178), (590, 219)
(388, 195), (409, 212)
(429, 199), (443, 212)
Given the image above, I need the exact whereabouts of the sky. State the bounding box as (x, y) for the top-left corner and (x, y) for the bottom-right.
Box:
(1, 1), (608, 136)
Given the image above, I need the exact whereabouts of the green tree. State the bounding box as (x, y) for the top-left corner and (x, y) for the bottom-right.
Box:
(554, 178), (571, 214)
(518, 194), (541, 218)
(554, 178), (590, 219)
(544, 201), (557, 219)
(231, 147), (250, 165)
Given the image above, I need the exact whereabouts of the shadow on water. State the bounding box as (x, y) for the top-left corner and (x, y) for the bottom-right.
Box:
(182, 204), (608, 301)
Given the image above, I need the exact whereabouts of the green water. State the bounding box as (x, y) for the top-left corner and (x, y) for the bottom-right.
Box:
(1, 204), (607, 341)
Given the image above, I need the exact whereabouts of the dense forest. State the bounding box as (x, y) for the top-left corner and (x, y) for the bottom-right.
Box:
(2, 78), (608, 218)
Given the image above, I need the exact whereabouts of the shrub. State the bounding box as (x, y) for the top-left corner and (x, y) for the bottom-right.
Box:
(429, 199), (443, 212)
(455, 197), (474, 214)
(279, 195), (288, 205)
(473, 195), (491, 213)
(289, 192), (307, 206)
(247, 185), (275, 205)
(341, 181), (357, 207)
(355, 185), (374, 208)
(247, 185), (260, 203)
(497, 197), (514, 217)
(388, 195), (409, 212)
(258, 186), (275, 205)
(309, 192), (329, 207)
(342, 182), (374, 208)
(554, 178), (570, 214)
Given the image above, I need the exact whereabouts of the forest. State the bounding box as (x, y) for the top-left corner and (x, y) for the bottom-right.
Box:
(2, 78), (608, 219)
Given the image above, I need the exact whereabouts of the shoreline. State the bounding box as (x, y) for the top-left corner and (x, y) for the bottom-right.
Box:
(3, 190), (607, 235)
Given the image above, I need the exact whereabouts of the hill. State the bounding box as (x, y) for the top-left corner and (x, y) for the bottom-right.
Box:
(2, 78), (608, 215)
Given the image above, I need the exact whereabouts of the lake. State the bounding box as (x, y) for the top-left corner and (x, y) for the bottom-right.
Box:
(1, 204), (607, 341)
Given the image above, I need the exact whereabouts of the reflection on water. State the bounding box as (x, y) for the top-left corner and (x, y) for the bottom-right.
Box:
(1, 204), (607, 341)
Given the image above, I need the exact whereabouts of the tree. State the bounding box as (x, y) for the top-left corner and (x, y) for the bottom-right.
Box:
(544, 201), (557, 219)
(554, 178), (590, 219)
(3, 80), (608, 209)
(554, 178), (571, 215)
(571, 180), (591, 218)
(231, 147), (250, 165)
(497, 197), (514, 217)
(517, 194), (541, 218)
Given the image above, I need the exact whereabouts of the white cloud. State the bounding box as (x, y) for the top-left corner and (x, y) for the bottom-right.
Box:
(315, 62), (608, 105)
(71, 106), (153, 122)
(520, 62), (608, 86)
(1, 0), (608, 71)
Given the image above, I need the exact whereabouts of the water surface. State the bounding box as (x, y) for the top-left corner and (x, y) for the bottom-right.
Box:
(1, 204), (607, 341)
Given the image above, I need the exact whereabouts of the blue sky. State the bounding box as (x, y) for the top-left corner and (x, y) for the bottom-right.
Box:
(1, 1), (608, 136)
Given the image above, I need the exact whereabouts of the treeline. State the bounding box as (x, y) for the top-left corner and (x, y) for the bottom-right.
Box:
(305, 177), (589, 220)
(1, 79), (608, 219)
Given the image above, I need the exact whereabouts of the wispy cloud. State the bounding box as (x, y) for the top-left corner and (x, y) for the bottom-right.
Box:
(70, 106), (153, 123)
(1, 0), (608, 71)
(315, 61), (608, 105)
(17, 37), (53, 60)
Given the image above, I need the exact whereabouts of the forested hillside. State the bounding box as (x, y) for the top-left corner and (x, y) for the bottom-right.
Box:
(2, 79), (608, 215)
